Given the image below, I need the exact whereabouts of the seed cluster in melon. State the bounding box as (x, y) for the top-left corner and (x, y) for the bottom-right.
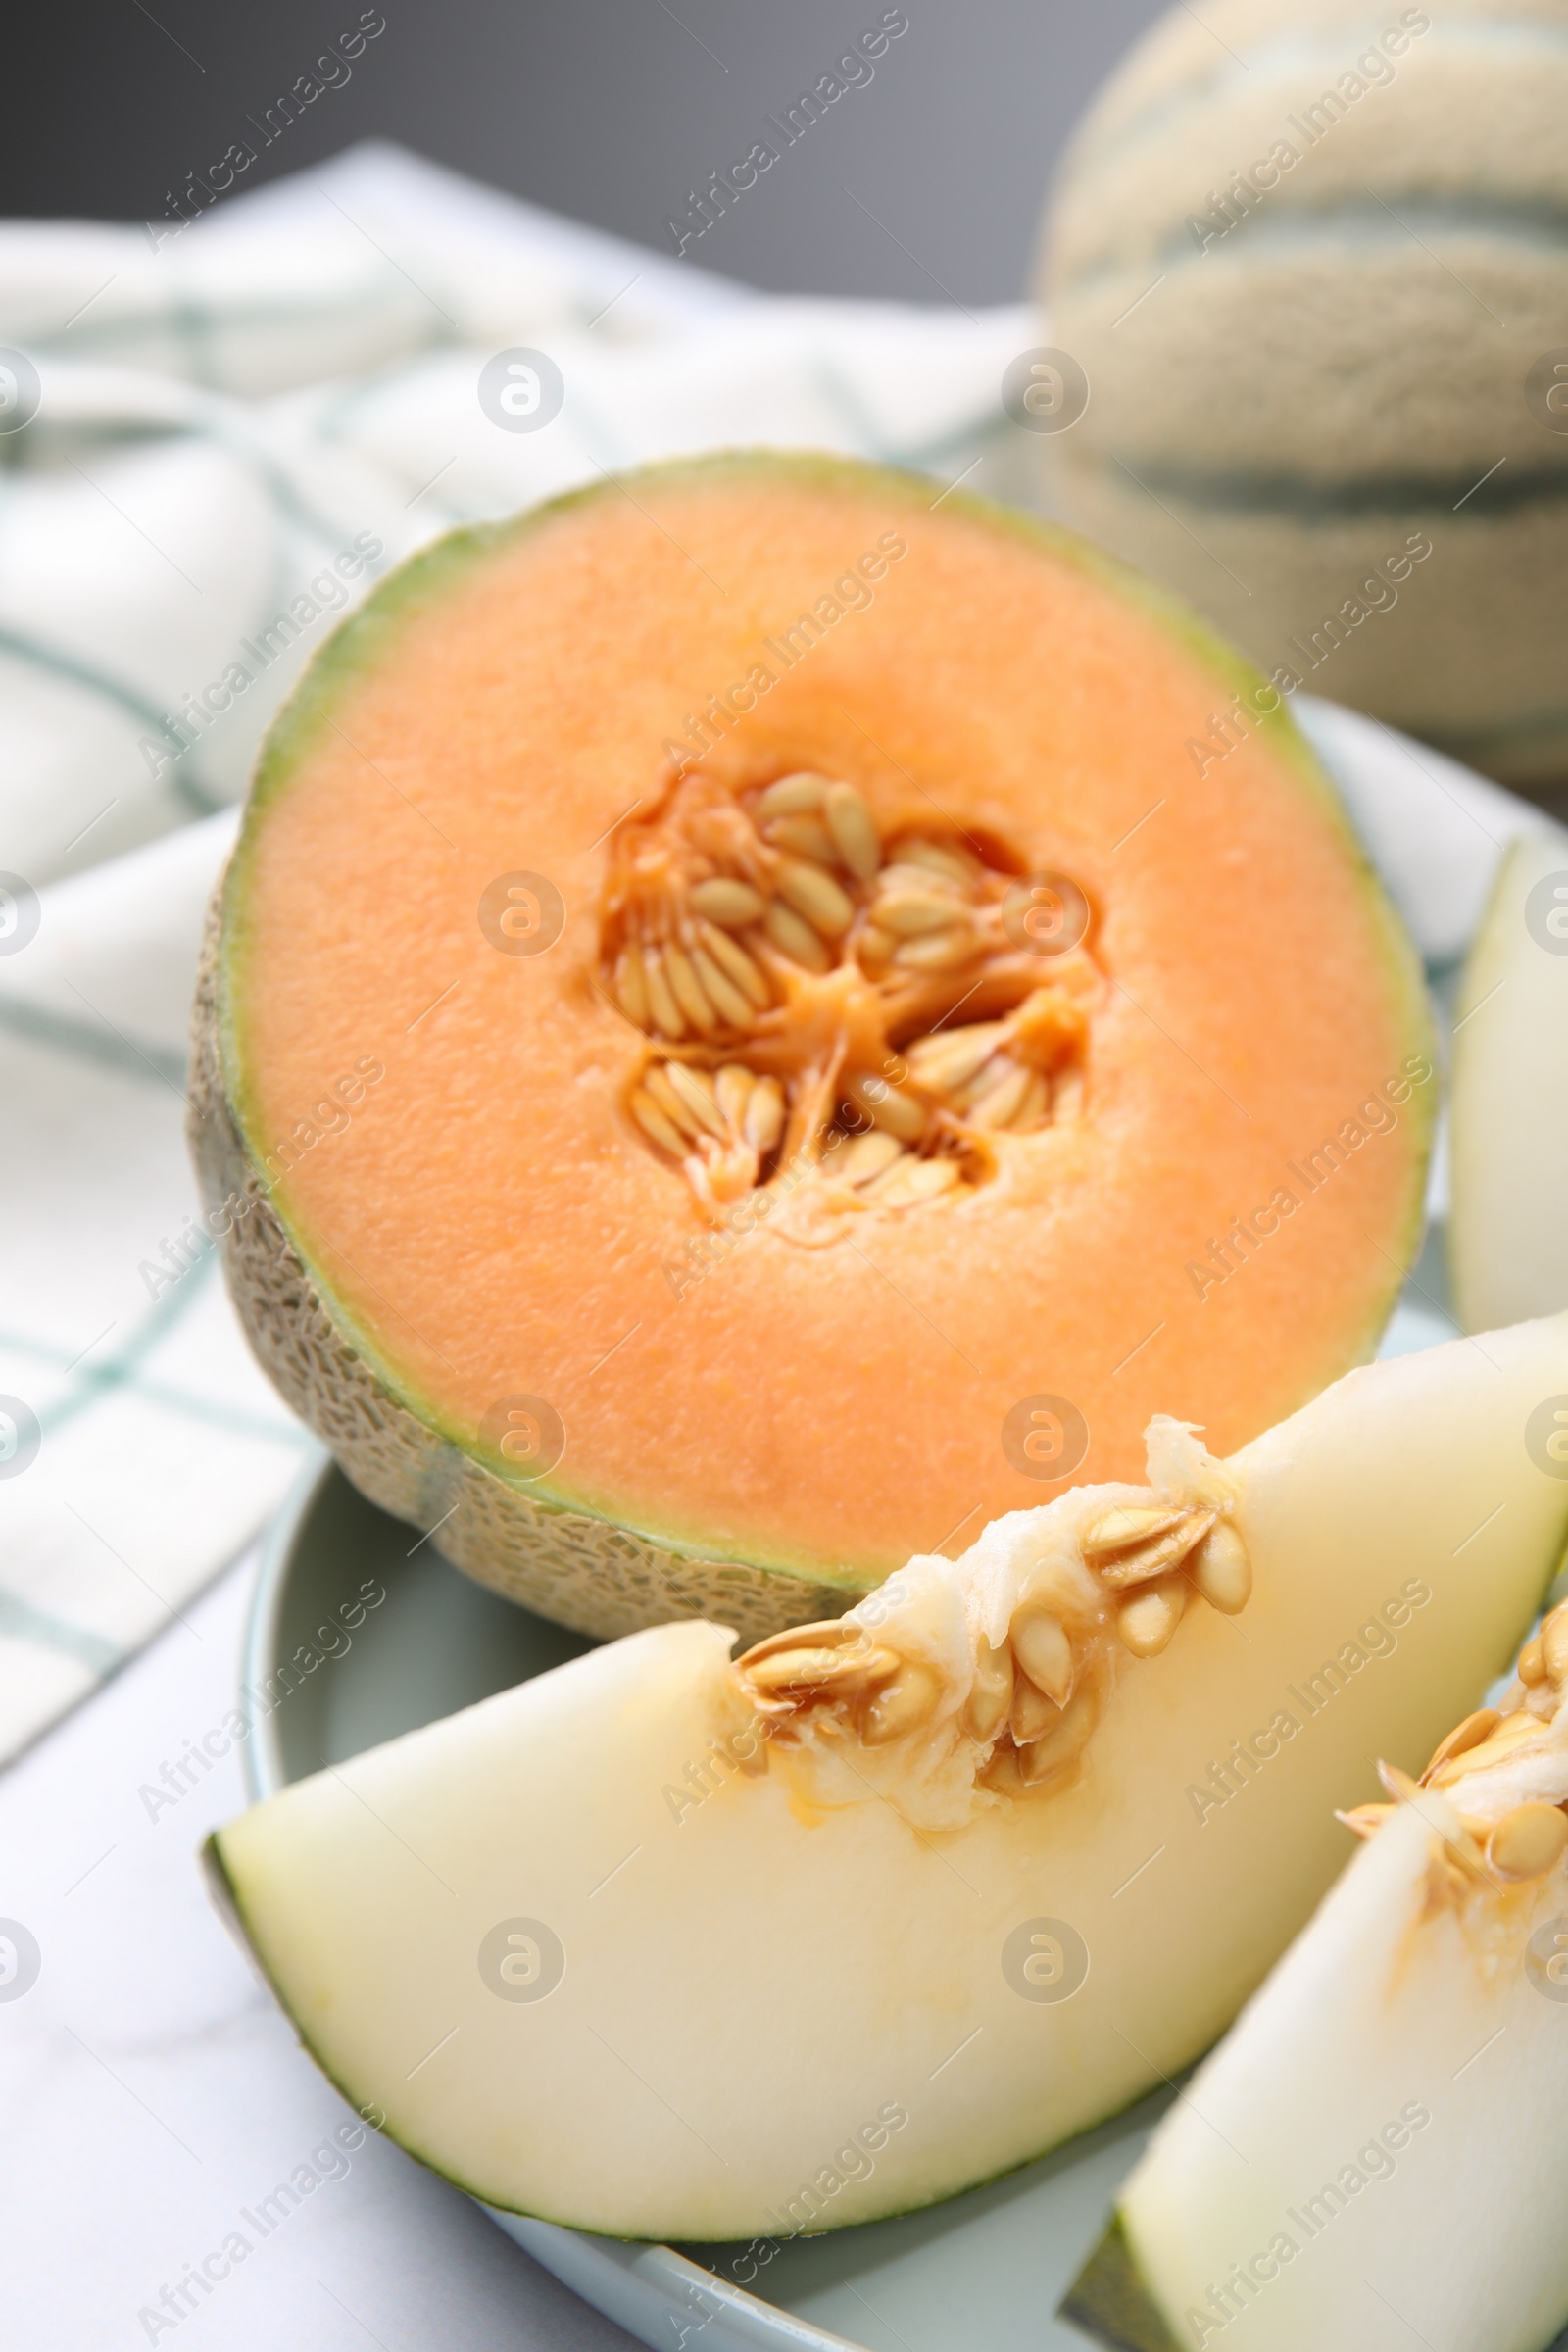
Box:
(1064, 1592), (1568, 2352)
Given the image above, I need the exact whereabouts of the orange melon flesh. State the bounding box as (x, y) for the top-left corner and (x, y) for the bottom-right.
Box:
(220, 454), (1431, 1583)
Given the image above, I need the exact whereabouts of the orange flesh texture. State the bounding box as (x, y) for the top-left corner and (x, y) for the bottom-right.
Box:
(224, 462), (1428, 1582)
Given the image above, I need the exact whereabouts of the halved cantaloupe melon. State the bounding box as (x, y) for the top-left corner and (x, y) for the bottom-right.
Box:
(1063, 1606), (1568, 2352)
(1450, 829), (1568, 1333)
(1037, 0), (1568, 788)
(190, 452), (1434, 1642)
(208, 1316), (1568, 2242)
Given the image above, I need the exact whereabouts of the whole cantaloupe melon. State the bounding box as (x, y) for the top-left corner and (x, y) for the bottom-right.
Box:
(190, 452), (1434, 1644)
(1039, 0), (1568, 788)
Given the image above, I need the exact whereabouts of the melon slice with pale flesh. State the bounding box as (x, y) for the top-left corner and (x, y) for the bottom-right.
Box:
(190, 451), (1434, 1644)
(1061, 1605), (1568, 2352)
(208, 1316), (1568, 2242)
(1450, 828), (1568, 1333)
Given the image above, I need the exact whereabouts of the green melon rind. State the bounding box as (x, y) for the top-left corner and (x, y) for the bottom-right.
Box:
(198, 450), (1433, 1625)
(1058, 2216), (1185, 2352)
(187, 890), (857, 1642)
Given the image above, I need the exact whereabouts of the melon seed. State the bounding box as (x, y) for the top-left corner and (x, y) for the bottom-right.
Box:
(1420, 1708), (1501, 1786)
(1430, 1709), (1548, 1788)
(643, 1063), (699, 1137)
(1378, 1759), (1423, 1805)
(714, 1063), (755, 1130)
(767, 815), (839, 866)
(1544, 1602), (1568, 1685)
(664, 944), (718, 1035)
(1083, 1505), (1192, 1561)
(1191, 1520), (1251, 1614)
(828, 1130), (904, 1187)
(1096, 1510), (1217, 1592)
(663, 1060), (728, 1141)
(643, 948), (687, 1040)
(697, 920), (772, 1008)
(614, 950), (649, 1029)
(894, 837), (977, 884)
(739, 1616), (862, 1666)
(690, 877), (767, 928)
(1019, 1685), (1097, 1783)
(1116, 1577), (1189, 1658)
(1487, 1801), (1568, 1883)
(824, 782), (880, 881)
(846, 1073), (926, 1142)
(629, 1088), (687, 1157)
(1010, 1606), (1075, 1704)
(1519, 1635), (1548, 1686)
(1011, 1675), (1061, 1745)
(862, 1661), (940, 1745)
(877, 888), (969, 938)
(905, 1022), (1008, 1094)
(967, 1061), (1033, 1132)
(744, 1078), (785, 1154)
(879, 861), (966, 900)
(763, 900), (832, 972)
(872, 1156), (961, 1207)
(893, 926), (975, 972)
(746, 1642), (900, 1694)
(757, 773), (828, 819)
(776, 858), (855, 937)
(961, 1639), (1014, 1742)
(691, 947), (755, 1029)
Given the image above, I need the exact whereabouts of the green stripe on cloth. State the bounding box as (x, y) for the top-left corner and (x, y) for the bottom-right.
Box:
(0, 1589), (122, 1676)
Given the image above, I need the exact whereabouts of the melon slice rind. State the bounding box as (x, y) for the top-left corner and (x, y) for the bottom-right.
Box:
(210, 1318), (1568, 2242)
(1067, 1794), (1568, 2352)
(1450, 827), (1568, 1333)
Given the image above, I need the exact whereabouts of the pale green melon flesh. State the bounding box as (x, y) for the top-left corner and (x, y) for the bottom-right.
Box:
(1450, 831), (1568, 1333)
(1090, 1799), (1568, 2352)
(211, 1318), (1568, 2242)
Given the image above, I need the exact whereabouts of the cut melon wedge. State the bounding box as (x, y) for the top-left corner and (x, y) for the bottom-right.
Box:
(209, 1317), (1568, 2243)
(1062, 1610), (1568, 2352)
(1450, 828), (1568, 1333)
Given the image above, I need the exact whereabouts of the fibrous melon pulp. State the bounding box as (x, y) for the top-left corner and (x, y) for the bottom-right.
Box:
(209, 1316), (1568, 2241)
(191, 453), (1432, 1642)
(1063, 1603), (1568, 2352)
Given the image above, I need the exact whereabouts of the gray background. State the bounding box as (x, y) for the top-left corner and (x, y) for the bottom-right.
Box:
(7, 0), (1167, 298)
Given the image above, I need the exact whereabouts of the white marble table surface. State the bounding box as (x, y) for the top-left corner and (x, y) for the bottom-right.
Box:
(0, 1542), (642, 2352)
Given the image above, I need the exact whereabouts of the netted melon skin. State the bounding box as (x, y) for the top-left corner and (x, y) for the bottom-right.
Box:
(1039, 0), (1568, 788)
(187, 877), (853, 1646)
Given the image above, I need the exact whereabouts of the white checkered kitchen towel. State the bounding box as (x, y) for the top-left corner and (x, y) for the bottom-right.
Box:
(0, 142), (1047, 1762)
(0, 140), (1538, 1764)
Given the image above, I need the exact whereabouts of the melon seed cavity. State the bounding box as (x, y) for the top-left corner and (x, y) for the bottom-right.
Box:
(1339, 1596), (1568, 1916)
(733, 1494), (1249, 1816)
(600, 767), (1102, 1224)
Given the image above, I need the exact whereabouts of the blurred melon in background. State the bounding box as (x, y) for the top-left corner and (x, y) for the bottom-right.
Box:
(1036, 0), (1568, 791)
